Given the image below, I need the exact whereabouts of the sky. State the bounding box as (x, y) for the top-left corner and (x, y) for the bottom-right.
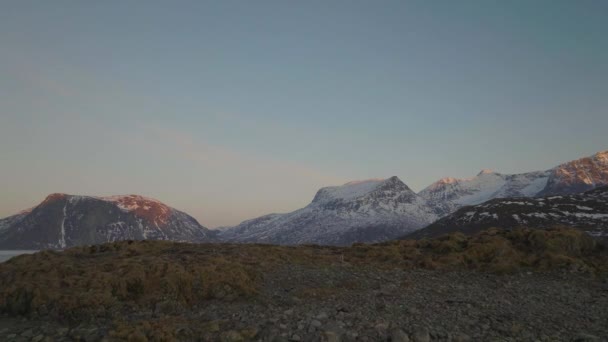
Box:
(1, 1), (607, 227)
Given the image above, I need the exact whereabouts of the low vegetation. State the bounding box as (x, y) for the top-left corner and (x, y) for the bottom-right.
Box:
(0, 227), (606, 340)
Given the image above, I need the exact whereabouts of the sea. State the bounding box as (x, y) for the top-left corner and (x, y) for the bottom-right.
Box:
(0, 250), (37, 263)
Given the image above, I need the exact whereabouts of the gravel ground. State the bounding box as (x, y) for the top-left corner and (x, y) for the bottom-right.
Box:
(1, 264), (607, 341)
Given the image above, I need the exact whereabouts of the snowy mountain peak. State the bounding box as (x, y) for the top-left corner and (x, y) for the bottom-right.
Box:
(595, 150), (608, 159)
(221, 176), (436, 245)
(41, 193), (69, 205)
(382, 175), (408, 187)
(342, 178), (386, 187)
(420, 149), (608, 216)
(311, 176), (412, 205)
(0, 193), (215, 249)
(539, 149), (608, 196)
(100, 194), (172, 225)
(477, 169), (496, 176)
(312, 178), (386, 203)
(438, 177), (460, 184)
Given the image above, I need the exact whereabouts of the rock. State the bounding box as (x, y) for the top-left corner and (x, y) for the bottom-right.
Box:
(31, 335), (45, 342)
(406, 307), (420, 315)
(240, 327), (259, 339)
(572, 333), (601, 342)
(323, 330), (341, 342)
(452, 332), (471, 342)
(20, 329), (34, 338)
(201, 320), (221, 333)
(56, 327), (69, 336)
(390, 329), (410, 342)
(284, 309), (294, 316)
(411, 327), (430, 342)
(290, 334), (301, 341)
(375, 322), (389, 331)
(346, 331), (359, 339)
(317, 312), (329, 320)
(375, 322), (389, 339)
(7, 334), (16, 339)
(154, 300), (182, 315)
(220, 330), (244, 342)
(311, 320), (323, 328)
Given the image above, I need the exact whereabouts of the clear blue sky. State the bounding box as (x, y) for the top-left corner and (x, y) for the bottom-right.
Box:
(1, 1), (607, 227)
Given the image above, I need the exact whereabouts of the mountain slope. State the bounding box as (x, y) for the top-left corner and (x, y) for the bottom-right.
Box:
(220, 176), (438, 245)
(0, 194), (215, 249)
(406, 186), (608, 239)
(538, 150), (608, 196)
(419, 150), (608, 216)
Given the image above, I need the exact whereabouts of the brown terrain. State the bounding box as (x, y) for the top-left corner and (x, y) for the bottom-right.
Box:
(0, 227), (607, 341)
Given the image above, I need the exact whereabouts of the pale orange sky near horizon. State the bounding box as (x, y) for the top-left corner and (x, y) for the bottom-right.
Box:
(1, 1), (607, 227)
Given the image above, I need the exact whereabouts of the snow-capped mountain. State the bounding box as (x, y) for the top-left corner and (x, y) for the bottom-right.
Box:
(407, 186), (608, 239)
(0, 194), (215, 249)
(220, 176), (438, 245)
(419, 170), (551, 216)
(538, 150), (608, 196)
(419, 150), (608, 216)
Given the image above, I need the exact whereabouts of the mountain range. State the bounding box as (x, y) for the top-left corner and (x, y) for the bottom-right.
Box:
(0, 150), (606, 248)
(220, 149), (608, 244)
(407, 186), (608, 239)
(219, 176), (438, 245)
(419, 150), (608, 216)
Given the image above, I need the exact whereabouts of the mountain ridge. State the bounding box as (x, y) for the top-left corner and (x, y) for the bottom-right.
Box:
(0, 193), (215, 249)
(1, 149), (607, 247)
(406, 186), (608, 240)
(220, 176), (438, 245)
(419, 150), (608, 216)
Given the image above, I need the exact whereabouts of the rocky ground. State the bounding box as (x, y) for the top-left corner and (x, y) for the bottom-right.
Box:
(1, 266), (607, 341)
(0, 228), (607, 341)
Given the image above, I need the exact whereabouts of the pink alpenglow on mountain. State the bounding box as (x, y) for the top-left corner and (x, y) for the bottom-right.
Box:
(0, 194), (216, 249)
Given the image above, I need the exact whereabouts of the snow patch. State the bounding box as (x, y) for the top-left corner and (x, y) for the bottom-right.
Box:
(59, 203), (67, 248)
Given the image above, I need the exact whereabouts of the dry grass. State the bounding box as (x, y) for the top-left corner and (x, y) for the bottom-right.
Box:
(0, 227), (606, 322)
(0, 240), (257, 319)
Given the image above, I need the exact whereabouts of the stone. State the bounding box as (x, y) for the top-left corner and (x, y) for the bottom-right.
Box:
(323, 330), (341, 342)
(452, 332), (471, 342)
(406, 307), (420, 315)
(390, 329), (410, 342)
(20, 329), (34, 338)
(411, 327), (430, 342)
(220, 330), (244, 342)
(154, 300), (182, 315)
(317, 312), (329, 320)
(240, 327), (259, 339)
(375, 322), (389, 339)
(290, 334), (301, 341)
(202, 320), (221, 333)
(572, 333), (601, 342)
(346, 331), (359, 339)
(311, 320), (323, 328)
(375, 322), (389, 331)
(31, 335), (45, 342)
